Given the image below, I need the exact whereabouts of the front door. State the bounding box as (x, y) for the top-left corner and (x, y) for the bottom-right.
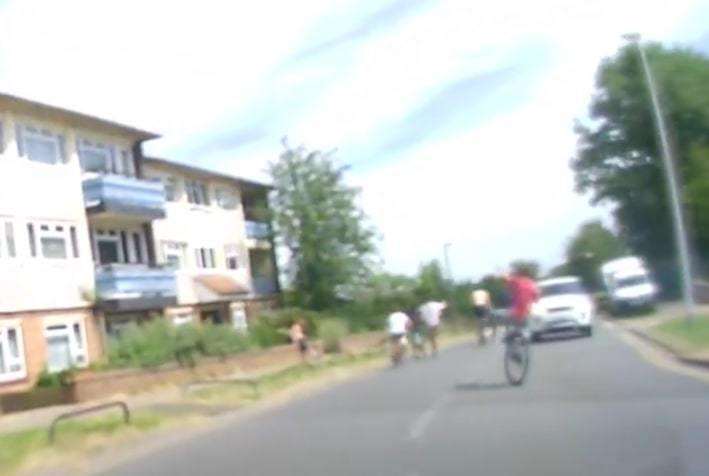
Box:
(200, 310), (223, 325)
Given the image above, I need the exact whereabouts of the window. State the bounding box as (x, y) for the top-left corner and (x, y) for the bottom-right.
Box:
(162, 241), (186, 268)
(27, 223), (36, 257)
(0, 323), (27, 383)
(16, 125), (66, 165)
(95, 229), (123, 264)
(76, 138), (127, 175)
(132, 233), (143, 263)
(69, 226), (79, 258)
(120, 150), (134, 177)
(225, 244), (239, 270)
(163, 176), (178, 201)
(195, 247), (216, 268)
(186, 180), (210, 205)
(1, 221), (15, 258)
(44, 321), (87, 372)
(38, 225), (68, 259)
(216, 188), (238, 209)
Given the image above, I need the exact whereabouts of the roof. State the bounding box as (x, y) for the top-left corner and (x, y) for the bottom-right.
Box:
(0, 92), (159, 141)
(195, 275), (250, 295)
(143, 156), (273, 192)
(538, 276), (581, 286)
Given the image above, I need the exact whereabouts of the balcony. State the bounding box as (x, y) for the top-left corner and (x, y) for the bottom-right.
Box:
(251, 276), (279, 296)
(245, 221), (271, 240)
(95, 264), (177, 312)
(83, 175), (166, 221)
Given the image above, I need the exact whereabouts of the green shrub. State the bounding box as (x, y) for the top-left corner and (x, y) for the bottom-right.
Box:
(318, 319), (348, 354)
(107, 320), (175, 368)
(200, 323), (253, 359)
(249, 319), (288, 348)
(174, 324), (201, 368)
(35, 368), (75, 388)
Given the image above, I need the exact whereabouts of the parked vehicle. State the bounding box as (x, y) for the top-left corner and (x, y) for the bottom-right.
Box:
(530, 276), (594, 340)
(600, 256), (658, 314)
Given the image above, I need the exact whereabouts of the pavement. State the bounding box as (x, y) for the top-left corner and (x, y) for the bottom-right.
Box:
(99, 324), (709, 476)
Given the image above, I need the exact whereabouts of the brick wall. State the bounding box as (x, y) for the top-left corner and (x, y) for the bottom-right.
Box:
(0, 308), (99, 394)
(71, 331), (384, 402)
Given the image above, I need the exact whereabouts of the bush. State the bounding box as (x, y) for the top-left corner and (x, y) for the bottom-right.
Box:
(174, 324), (201, 368)
(200, 323), (253, 359)
(249, 319), (288, 348)
(107, 320), (175, 368)
(318, 319), (348, 354)
(35, 367), (75, 388)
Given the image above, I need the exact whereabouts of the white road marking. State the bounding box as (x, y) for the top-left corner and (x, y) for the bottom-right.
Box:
(407, 394), (450, 441)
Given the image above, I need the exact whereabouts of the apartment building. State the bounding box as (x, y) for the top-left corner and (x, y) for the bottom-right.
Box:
(0, 93), (279, 393)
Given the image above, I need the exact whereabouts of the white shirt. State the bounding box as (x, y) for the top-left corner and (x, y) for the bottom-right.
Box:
(387, 312), (410, 335)
(419, 301), (447, 327)
(471, 289), (491, 307)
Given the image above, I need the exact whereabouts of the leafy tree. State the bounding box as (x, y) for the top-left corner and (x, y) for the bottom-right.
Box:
(414, 260), (449, 301)
(562, 220), (627, 290)
(572, 43), (709, 291)
(510, 259), (540, 279)
(269, 140), (376, 310)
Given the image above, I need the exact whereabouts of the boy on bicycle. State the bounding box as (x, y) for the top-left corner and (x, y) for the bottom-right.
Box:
(503, 270), (540, 340)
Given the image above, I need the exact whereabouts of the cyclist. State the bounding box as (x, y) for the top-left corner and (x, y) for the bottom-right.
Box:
(503, 271), (540, 343)
(387, 309), (411, 364)
(418, 300), (447, 357)
(471, 288), (494, 344)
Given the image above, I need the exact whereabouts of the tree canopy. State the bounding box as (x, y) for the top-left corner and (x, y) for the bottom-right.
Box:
(572, 43), (709, 289)
(552, 220), (627, 290)
(269, 141), (376, 310)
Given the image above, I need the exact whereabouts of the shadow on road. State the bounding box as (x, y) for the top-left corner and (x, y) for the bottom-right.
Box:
(454, 381), (510, 392)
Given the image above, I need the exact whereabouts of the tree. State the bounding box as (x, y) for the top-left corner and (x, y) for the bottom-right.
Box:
(510, 260), (540, 279)
(572, 43), (709, 291)
(414, 260), (449, 302)
(562, 220), (626, 290)
(269, 141), (376, 310)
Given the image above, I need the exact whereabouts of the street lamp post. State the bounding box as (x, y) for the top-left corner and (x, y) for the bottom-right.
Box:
(443, 242), (453, 281)
(623, 33), (696, 321)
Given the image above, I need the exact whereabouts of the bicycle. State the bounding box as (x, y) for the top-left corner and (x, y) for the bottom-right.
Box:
(503, 324), (530, 386)
(493, 310), (530, 386)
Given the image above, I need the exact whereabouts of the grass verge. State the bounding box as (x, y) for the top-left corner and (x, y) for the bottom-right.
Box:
(0, 412), (167, 475)
(651, 315), (709, 354)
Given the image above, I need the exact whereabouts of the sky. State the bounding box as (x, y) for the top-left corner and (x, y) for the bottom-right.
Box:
(1, 0), (709, 280)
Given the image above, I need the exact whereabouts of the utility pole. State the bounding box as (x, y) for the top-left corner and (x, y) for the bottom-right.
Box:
(623, 33), (696, 321)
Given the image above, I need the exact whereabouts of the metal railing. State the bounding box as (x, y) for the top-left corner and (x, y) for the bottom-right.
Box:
(48, 401), (130, 443)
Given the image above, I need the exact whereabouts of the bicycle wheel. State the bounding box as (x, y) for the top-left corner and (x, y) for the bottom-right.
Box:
(504, 336), (529, 386)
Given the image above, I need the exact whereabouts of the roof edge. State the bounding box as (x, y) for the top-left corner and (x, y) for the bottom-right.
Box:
(143, 156), (273, 190)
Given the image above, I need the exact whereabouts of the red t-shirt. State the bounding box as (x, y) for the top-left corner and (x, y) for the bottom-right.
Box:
(508, 275), (539, 321)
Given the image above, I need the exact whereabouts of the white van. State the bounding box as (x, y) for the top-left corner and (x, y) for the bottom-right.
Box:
(600, 256), (658, 313)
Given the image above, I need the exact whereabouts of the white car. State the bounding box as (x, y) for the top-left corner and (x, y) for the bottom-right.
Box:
(530, 276), (594, 340)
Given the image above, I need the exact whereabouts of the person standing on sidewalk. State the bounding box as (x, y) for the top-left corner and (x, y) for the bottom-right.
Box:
(418, 300), (447, 356)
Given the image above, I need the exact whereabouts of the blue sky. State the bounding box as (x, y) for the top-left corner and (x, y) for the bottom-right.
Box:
(1, 0), (708, 279)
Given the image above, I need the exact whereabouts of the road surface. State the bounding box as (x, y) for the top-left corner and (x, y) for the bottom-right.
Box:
(103, 325), (709, 476)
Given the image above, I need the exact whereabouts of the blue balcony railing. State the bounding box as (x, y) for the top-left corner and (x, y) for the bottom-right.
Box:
(251, 276), (278, 295)
(95, 265), (176, 303)
(245, 221), (271, 240)
(83, 175), (166, 220)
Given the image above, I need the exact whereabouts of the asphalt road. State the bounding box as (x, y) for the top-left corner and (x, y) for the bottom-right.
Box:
(104, 325), (709, 476)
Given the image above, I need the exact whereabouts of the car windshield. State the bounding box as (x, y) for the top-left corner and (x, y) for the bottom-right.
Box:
(616, 275), (649, 287)
(540, 281), (584, 296)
